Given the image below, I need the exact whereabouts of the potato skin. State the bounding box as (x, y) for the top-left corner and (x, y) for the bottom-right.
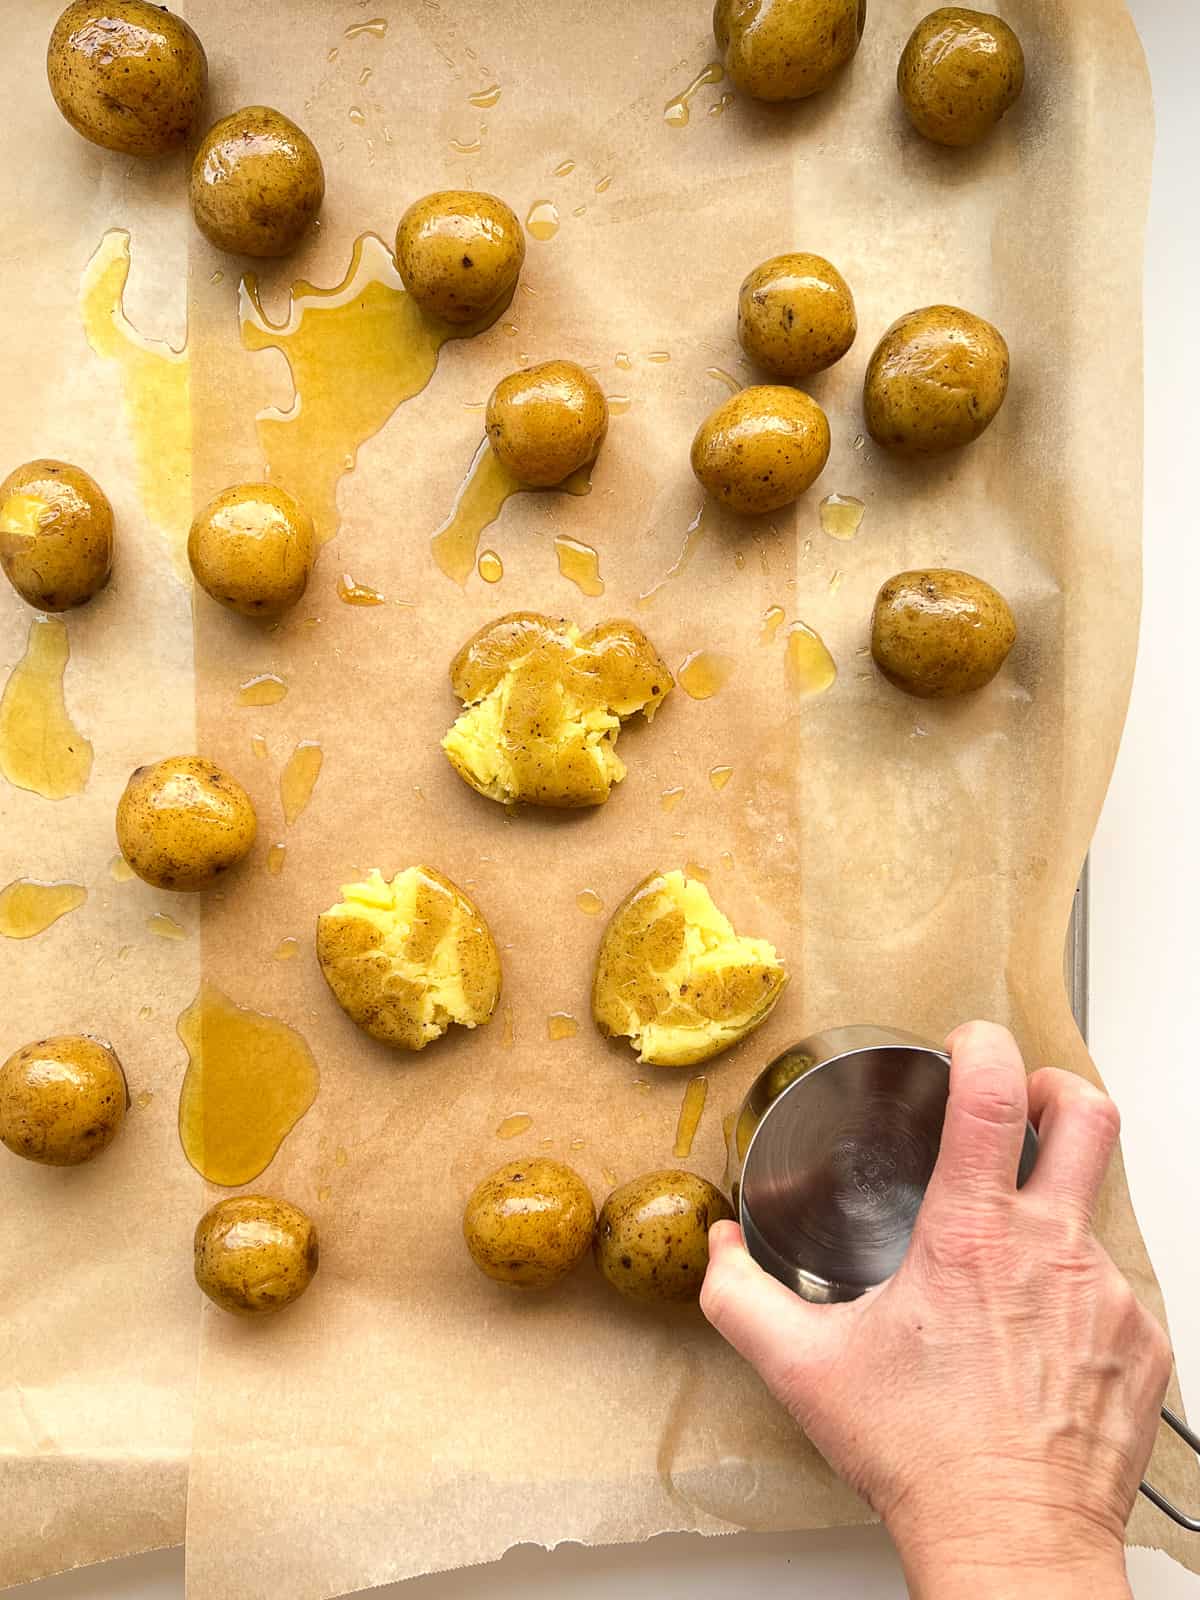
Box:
(737, 252), (856, 380)
(485, 362), (608, 487)
(188, 482), (315, 618)
(396, 191), (525, 324)
(691, 385), (830, 515)
(713, 0), (866, 101)
(0, 1034), (127, 1167)
(596, 1171), (732, 1303)
(189, 106), (324, 258)
(194, 1195), (318, 1317)
(898, 8), (1025, 147)
(863, 305), (1009, 455)
(0, 459), (113, 611)
(871, 567), (1016, 697)
(464, 1158), (595, 1288)
(47, 0), (207, 156)
(116, 755), (257, 891)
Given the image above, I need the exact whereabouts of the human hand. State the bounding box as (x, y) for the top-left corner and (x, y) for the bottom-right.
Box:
(701, 1022), (1173, 1600)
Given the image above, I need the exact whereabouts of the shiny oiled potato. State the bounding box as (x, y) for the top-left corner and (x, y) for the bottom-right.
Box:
(593, 869), (787, 1067)
(317, 867), (502, 1050)
(714, 0), (866, 101)
(863, 305), (1009, 455)
(0, 459), (113, 611)
(464, 1158), (595, 1288)
(596, 1171), (732, 1304)
(871, 568), (1017, 697)
(47, 0), (207, 155)
(194, 1195), (318, 1317)
(737, 252), (857, 381)
(189, 106), (324, 258)
(395, 191), (525, 324)
(0, 1034), (127, 1167)
(116, 755), (257, 890)
(443, 612), (673, 808)
(899, 8), (1025, 147)
(188, 483), (315, 618)
(485, 362), (608, 487)
(691, 385), (830, 515)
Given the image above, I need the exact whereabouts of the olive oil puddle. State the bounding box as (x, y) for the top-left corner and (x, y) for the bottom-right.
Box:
(677, 649), (735, 700)
(554, 536), (604, 596)
(0, 879), (87, 939)
(673, 1075), (708, 1158)
(785, 622), (837, 696)
(638, 504), (708, 607)
(281, 741), (324, 825)
(819, 493), (865, 541)
(0, 617), (93, 799)
(664, 62), (724, 128)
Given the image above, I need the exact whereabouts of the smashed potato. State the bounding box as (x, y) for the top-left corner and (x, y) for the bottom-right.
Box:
(442, 612), (673, 809)
(593, 870), (787, 1067)
(317, 866), (501, 1051)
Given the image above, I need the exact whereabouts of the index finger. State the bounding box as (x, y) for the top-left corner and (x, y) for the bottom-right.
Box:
(924, 1021), (1030, 1207)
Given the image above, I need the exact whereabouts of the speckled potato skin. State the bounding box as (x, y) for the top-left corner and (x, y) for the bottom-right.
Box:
(395, 191), (525, 324)
(898, 8), (1025, 147)
(0, 459), (113, 611)
(194, 1195), (318, 1317)
(188, 482), (315, 617)
(485, 362), (608, 487)
(47, 0), (207, 156)
(0, 1034), (127, 1167)
(871, 568), (1017, 697)
(596, 1171), (732, 1304)
(864, 305), (1009, 455)
(464, 1158), (595, 1288)
(714, 0), (866, 101)
(691, 385), (830, 515)
(189, 106), (324, 258)
(116, 755), (257, 890)
(737, 253), (857, 380)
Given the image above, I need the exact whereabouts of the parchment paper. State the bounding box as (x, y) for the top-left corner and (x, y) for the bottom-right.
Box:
(3, 0), (1196, 1595)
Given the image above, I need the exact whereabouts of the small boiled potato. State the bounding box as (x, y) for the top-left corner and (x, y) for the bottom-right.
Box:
(317, 866), (502, 1050)
(713, 0), (866, 101)
(485, 361), (608, 487)
(899, 8), (1025, 147)
(0, 1034), (127, 1167)
(189, 106), (324, 258)
(47, 0), (207, 156)
(116, 755), (257, 891)
(188, 483), (315, 618)
(737, 252), (857, 381)
(395, 191), (525, 325)
(0, 459), (113, 611)
(596, 1171), (732, 1304)
(871, 567), (1017, 697)
(691, 385), (830, 515)
(863, 305), (1009, 455)
(463, 1158), (595, 1288)
(194, 1194), (318, 1317)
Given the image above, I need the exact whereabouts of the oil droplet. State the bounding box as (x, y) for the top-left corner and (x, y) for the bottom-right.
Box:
(708, 90), (736, 117)
(553, 159), (576, 176)
(572, 205), (587, 218)
(318, 1183), (332, 1202)
(0, 879), (87, 939)
(605, 394), (631, 414)
(759, 604), (785, 645)
(829, 568), (844, 595)
(501, 322), (519, 338)
(576, 888), (604, 915)
(661, 786), (685, 813)
(664, 62), (724, 127)
(819, 493), (865, 542)
(110, 853), (136, 881)
(633, 1078), (652, 1096)
(177, 982), (319, 1186)
(638, 503), (707, 607)
(569, 1136), (586, 1149)
(601, 1165), (618, 1186)
(595, 174), (614, 193)
(734, 550), (746, 571)
(345, 16), (388, 37)
(706, 366), (741, 394)
(431, 440), (521, 585)
(709, 764), (733, 791)
(251, 733), (269, 760)
(337, 572), (385, 605)
(210, 269), (224, 285)
(0, 617), (94, 799)
(280, 741), (324, 826)
(478, 549), (504, 583)
(677, 650), (734, 700)
(614, 351), (632, 371)
(469, 83), (502, 108)
(274, 936), (300, 961)
(348, 105), (366, 126)
(525, 201), (560, 241)
(138, 1004), (153, 1021)
(852, 434), (865, 450)
(645, 350), (671, 364)
(136, 1089), (154, 1109)
(673, 1075), (709, 1158)
(547, 1012), (578, 1041)
(335, 1145), (347, 1167)
(496, 1113), (533, 1140)
(684, 860), (711, 884)
(80, 230), (190, 576)
(502, 1003), (515, 1048)
(450, 136), (482, 155)
(267, 842), (287, 875)
(237, 672), (287, 706)
(359, 65), (372, 85)
(147, 911), (186, 940)
(785, 621), (837, 697)
(327, 45), (339, 61)
(554, 536), (604, 597)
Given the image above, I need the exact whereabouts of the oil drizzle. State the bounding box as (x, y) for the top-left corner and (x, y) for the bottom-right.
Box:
(758, 605), (786, 645)
(496, 1113), (533, 1140)
(148, 911), (186, 940)
(0, 879), (87, 939)
(238, 672), (287, 706)
(337, 573), (385, 605)
(281, 741), (324, 825)
(677, 650), (734, 700)
(664, 62), (724, 127)
(554, 535), (604, 596)
(706, 366), (741, 394)
(709, 764), (733, 790)
(0, 618), (93, 799)
(344, 17), (387, 38)
(672, 1075), (708, 1158)
(819, 493), (865, 541)
(431, 440), (591, 586)
(785, 622), (837, 697)
(576, 888), (604, 915)
(110, 853), (136, 881)
(267, 842), (287, 875)
(525, 201), (560, 241)
(547, 1012), (578, 1041)
(638, 504), (707, 607)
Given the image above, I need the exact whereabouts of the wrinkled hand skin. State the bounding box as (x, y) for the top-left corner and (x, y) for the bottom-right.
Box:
(701, 1023), (1171, 1599)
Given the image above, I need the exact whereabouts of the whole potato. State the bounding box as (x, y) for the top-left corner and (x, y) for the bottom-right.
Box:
(189, 107), (324, 258)
(464, 1158), (595, 1288)
(899, 8), (1025, 147)
(47, 0), (207, 156)
(737, 252), (857, 380)
(0, 459), (113, 611)
(691, 385), (830, 515)
(596, 1171), (732, 1304)
(194, 1194), (318, 1316)
(863, 305), (1009, 455)
(485, 361), (608, 487)
(395, 191), (525, 324)
(871, 567), (1017, 697)
(713, 0), (866, 101)
(0, 1034), (127, 1167)
(116, 755), (257, 890)
(188, 483), (315, 618)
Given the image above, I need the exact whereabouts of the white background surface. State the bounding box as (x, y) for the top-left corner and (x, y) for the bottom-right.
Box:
(16, 0), (1200, 1595)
